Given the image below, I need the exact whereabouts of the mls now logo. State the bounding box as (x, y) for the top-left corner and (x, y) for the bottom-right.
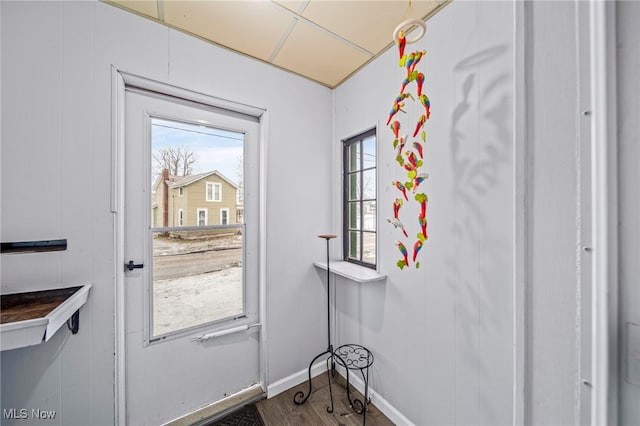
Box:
(31, 409), (57, 419)
(3, 408), (56, 420)
(3, 409), (28, 419)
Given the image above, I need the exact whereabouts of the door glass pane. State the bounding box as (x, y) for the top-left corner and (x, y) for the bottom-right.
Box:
(150, 117), (244, 338)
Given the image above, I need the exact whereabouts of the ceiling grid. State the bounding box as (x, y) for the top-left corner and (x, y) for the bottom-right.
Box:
(104, 0), (450, 88)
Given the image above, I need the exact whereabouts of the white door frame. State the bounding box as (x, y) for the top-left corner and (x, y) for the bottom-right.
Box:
(513, 2), (619, 424)
(111, 67), (269, 425)
(588, 2), (618, 425)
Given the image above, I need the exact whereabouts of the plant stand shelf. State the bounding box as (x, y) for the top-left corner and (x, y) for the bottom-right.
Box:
(1, 284), (92, 351)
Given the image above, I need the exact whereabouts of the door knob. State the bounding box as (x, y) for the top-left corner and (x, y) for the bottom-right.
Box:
(125, 260), (144, 271)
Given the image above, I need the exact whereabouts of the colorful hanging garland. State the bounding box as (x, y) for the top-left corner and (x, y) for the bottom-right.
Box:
(386, 29), (430, 270)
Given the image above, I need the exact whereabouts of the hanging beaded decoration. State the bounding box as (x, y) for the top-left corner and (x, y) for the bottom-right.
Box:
(386, 23), (430, 270)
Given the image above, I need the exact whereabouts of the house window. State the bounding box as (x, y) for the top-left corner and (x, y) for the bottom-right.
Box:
(220, 208), (229, 225)
(206, 182), (221, 202)
(197, 208), (207, 226)
(178, 209), (184, 226)
(178, 187), (183, 196)
(343, 128), (377, 268)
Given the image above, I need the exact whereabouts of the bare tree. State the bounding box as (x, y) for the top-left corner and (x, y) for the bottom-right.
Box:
(153, 146), (199, 177)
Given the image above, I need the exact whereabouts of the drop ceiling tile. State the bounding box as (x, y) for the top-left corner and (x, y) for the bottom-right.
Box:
(108, 0), (159, 19)
(104, 0), (452, 88)
(272, 0), (309, 14)
(302, 0), (442, 54)
(163, 0), (295, 62)
(272, 20), (372, 87)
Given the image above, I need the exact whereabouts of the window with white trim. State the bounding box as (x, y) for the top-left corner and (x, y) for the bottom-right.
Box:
(206, 182), (221, 202)
(178, 209), (184, 226)
(220, 208), (229, 225)
(197, 208), (207, 226)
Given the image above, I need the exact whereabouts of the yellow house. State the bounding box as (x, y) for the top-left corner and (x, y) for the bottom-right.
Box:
(152, 169), (240, 228)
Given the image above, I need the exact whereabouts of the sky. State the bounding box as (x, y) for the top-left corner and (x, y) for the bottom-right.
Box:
(151, 117), (244, 185)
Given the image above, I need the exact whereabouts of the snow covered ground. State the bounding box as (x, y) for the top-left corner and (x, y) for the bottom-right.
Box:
(151, 235), (243, 336)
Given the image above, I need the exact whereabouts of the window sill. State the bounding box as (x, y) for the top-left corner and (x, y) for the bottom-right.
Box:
(313, 261), (386, 283)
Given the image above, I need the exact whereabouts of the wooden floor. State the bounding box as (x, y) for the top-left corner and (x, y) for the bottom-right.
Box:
(256, 373), (394, 426)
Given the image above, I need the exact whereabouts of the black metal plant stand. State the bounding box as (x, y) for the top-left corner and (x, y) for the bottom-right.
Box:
(293, 234), (373, 425)
(335, 343), (374, 425)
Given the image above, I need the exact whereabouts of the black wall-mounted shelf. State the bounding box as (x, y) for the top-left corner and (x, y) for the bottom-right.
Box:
(1, 239), (67, 254)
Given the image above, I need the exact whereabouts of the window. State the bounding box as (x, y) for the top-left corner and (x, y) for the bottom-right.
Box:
(150, 115), (249, 340)
(206, 182), (221, 202)
(178, 187), (184, 196)
(197, 208), (207, 226)
(343, 128), (377, 268)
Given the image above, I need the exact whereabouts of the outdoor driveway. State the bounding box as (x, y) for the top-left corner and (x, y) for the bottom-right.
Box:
(153, 247), (241, 280)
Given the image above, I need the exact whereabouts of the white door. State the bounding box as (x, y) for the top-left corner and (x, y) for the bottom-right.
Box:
(122, 87), (262, 425)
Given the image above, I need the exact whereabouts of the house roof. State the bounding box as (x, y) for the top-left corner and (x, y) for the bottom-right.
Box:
(168, 170), (239, 190)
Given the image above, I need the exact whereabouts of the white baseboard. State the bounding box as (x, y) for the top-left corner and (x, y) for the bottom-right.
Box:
(333, 365), (415, 426)
(267, 363), (414, 426)
(266, 360), (328, 398)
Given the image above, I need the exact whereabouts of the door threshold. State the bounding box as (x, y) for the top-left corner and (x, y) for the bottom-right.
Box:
(163, 383), (265, 426)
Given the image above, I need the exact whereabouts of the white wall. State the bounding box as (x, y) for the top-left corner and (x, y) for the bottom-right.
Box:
(333, 2), (516, 424)
(617, 1), (640, 424)
(332, 1), (602, 425)
(2, 1), (633, 425)
(0, 1), (332, 424)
